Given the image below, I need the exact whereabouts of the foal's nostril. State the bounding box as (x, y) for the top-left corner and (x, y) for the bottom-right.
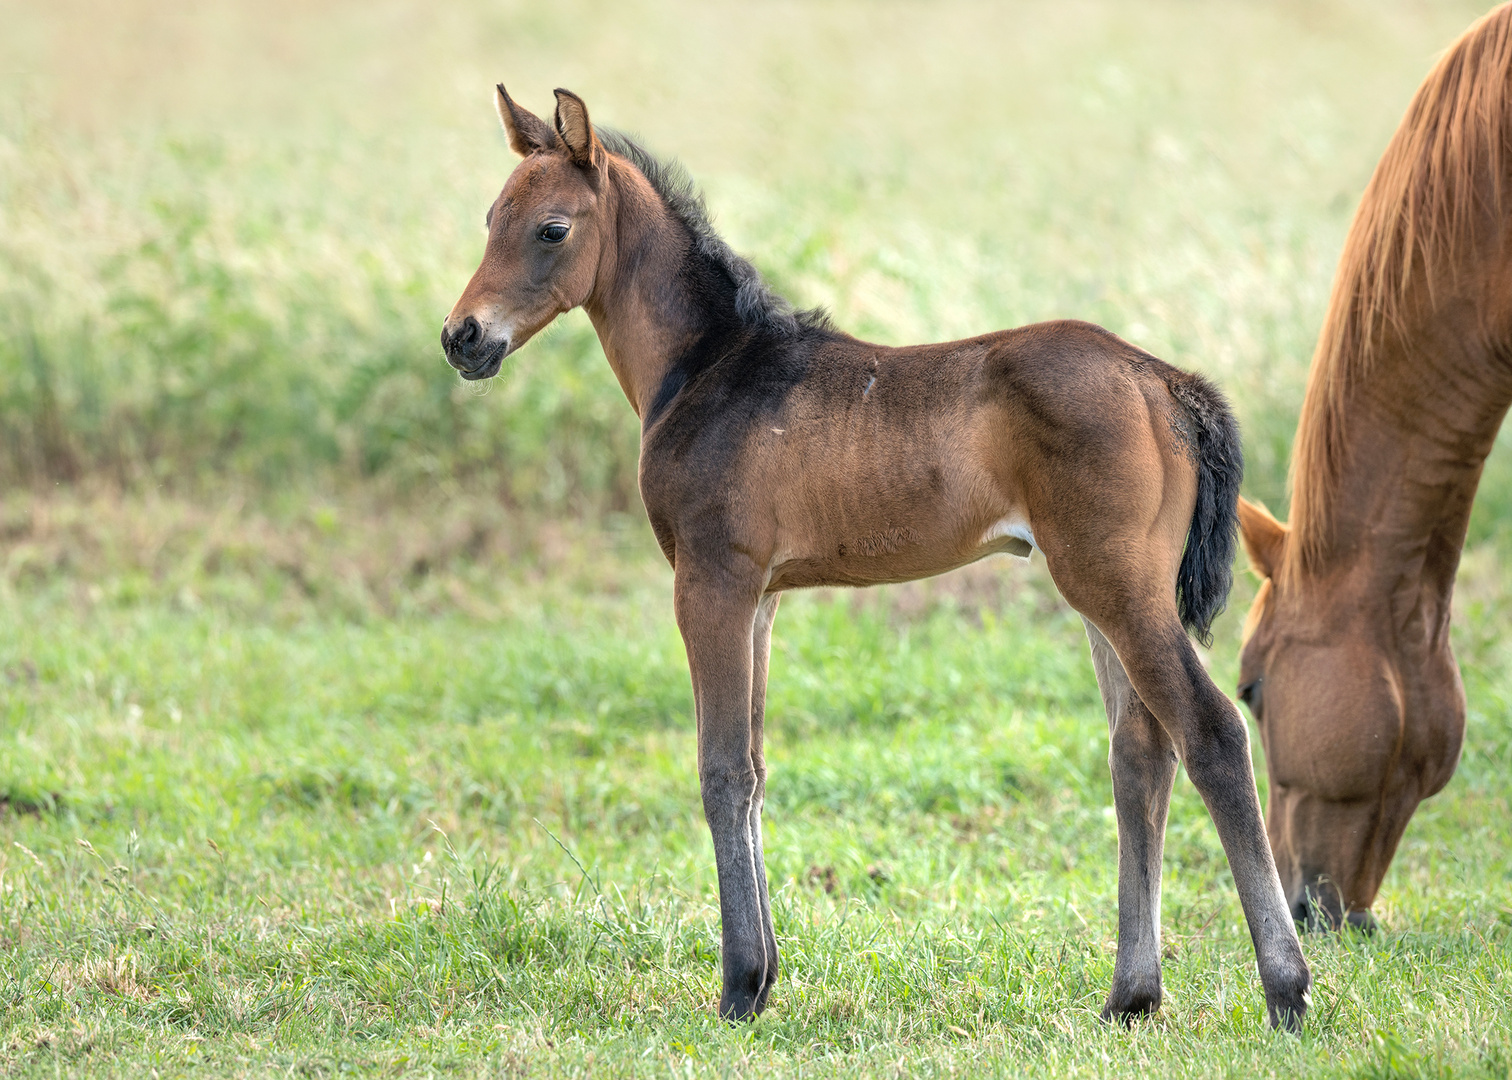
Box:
(456, 316), (481, 354)
(442, 316), (482, 360)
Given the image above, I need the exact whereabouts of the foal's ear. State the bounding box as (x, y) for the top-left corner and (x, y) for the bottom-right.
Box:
(1238, 497), (1289, 580)
(495, 84), (557, 157)
(553, 88), (601, 168)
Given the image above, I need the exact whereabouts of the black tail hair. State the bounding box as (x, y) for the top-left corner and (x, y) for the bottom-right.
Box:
(1165, 371), (1243, 647)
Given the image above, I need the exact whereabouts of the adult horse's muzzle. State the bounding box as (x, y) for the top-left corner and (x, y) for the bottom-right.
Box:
(1285, 872), (1379, 933)
(441, 316), (509, 380)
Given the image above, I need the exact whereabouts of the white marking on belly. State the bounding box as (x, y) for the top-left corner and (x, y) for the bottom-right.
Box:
(765, 546), (795, 588)
(981, 516), (1036, 557)
(771, 427), (785, 434)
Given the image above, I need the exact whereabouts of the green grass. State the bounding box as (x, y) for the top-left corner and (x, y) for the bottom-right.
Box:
(0, 539), (1510, 1077)
(4, 0), (1512, 1075)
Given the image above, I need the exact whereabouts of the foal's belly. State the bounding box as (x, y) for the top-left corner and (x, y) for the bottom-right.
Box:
(736, 362), (1035, 591)
(762, 483), (1035, 592)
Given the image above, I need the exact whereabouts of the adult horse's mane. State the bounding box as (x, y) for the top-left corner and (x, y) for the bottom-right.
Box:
(1291, 5), (1512, 567)
(598, 130), (832, 336)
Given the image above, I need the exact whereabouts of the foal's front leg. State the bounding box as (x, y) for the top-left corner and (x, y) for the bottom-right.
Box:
(749, 593), (782, 1013)
(674, 560), (770, 1020)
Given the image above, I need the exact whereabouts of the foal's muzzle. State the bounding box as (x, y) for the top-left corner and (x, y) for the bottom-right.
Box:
(441, 316), (507, 380)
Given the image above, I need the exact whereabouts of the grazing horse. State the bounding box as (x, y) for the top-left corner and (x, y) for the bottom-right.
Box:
(442, 85), (1310, 1029)
(1236, 4), (1512, 930)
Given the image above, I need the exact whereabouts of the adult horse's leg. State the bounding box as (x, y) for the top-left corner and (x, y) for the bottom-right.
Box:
(674, 558), (771, 1020)
(1083, 618), (1179, 1022)
(750, 592), (782, 1012)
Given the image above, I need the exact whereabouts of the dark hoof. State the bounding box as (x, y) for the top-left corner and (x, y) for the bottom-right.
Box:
(752, 962), (779, 1015)
(1101, 982), (1161, 1025)
(718, 988), (763, 1022)
(719, 965), (769, 1022)
(1264, 971), (1311, 1033)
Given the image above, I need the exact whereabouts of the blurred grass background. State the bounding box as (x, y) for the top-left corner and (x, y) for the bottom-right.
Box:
(4, 3), (1512, 1076)
(2, 0), (1505, 532)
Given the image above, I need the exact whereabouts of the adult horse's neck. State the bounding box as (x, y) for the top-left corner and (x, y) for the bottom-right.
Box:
(1286, 283), (1512, 634)
(581, 157), (720, 421)
(1282, 6), (1512, 633)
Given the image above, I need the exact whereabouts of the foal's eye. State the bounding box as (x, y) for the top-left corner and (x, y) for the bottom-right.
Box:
(539, 222), (569, 244)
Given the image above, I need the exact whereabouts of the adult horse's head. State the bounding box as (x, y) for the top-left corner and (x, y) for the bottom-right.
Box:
(1236, 498), (1465, 931)
(441, 86), (608, 380)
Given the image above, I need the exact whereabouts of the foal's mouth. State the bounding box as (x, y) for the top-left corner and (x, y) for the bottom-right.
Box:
(452, 340), (508, 381)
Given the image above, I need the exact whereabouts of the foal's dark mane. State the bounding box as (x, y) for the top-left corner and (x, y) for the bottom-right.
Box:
(599, 130), (831, 336)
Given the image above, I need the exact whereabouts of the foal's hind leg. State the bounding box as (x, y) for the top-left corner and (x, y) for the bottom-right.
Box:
(1083, 619), (1179, 1022)
(1096, 612), (1310, 1030)
(1045, 533), (1308, 1029)
(673, 558), (772, 1021)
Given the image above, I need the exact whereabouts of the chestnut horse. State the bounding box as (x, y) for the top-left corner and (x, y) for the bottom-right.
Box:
(1237, 4), (1512, 930)
(443, 85), (1310, 1028)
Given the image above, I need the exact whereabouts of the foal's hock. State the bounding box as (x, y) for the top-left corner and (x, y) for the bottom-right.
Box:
(442, 85), (1310, 1030)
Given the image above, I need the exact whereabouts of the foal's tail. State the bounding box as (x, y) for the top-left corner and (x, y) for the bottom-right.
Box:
(1164, 371), (1243, 648)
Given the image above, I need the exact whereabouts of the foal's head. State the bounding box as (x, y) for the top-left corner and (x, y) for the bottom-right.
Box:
(1236, 499), (1464, 931)
(441, 86), (609, 379)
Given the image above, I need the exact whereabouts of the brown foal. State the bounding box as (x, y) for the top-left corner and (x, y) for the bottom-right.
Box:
(443, 85), (1310, 1028)
(1237, 4), (1512, 931)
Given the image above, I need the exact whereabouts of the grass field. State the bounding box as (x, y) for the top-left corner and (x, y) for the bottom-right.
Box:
(3, 0), (1512, 1076)
(0, 538), (1510, 1077)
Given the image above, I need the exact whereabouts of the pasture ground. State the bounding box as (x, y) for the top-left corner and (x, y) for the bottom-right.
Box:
(0, 500), (1509, 1078)
(3, 0), (1512, 1076)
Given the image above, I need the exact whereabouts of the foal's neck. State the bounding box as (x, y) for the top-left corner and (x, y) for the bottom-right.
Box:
(582, 159), (715, 421)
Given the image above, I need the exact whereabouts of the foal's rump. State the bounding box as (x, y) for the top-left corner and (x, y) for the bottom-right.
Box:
(984, 321), (1240, 643)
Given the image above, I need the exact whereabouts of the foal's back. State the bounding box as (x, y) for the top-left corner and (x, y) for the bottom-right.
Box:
(640, 318), (1199, 594)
